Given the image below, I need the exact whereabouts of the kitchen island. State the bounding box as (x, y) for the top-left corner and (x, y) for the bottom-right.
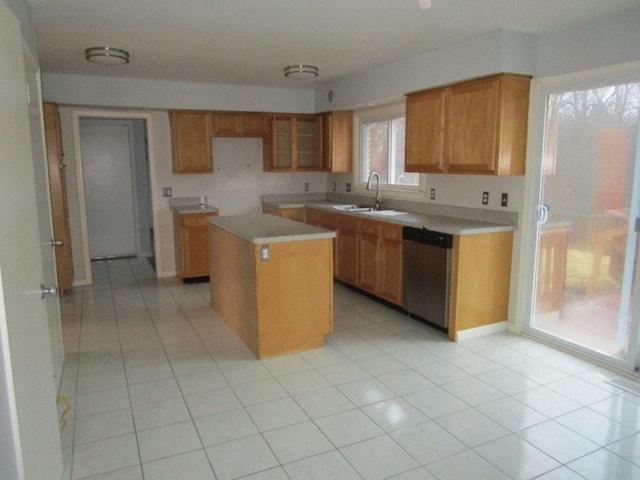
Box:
(207, 214), (336, 358)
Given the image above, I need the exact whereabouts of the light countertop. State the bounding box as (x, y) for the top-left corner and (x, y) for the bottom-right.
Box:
(171, 204), (219, 215)
(264, 201), (515, 236)
(207, 214), (337, 244)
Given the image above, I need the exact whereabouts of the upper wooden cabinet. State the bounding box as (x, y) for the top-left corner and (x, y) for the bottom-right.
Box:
(321, 111), (353, 172)
(405, 73), (531, 175)
(211, 112), (271, 137)
(169, 110), (213, 174)
(263, 114), (321, 172)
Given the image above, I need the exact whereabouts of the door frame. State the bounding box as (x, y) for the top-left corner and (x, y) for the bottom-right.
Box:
(71, 110), (160, 284)
(515, 60), (640, 373)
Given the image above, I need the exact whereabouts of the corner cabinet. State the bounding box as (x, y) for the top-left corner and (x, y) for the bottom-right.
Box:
(321, 111), (353, 172)
(263, 114), (322, 172)
(405, 73), (531, 175)
(169, 110), (213, 174)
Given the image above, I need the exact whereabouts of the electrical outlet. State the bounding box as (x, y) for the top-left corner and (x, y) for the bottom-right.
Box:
(501, 193), (509, 207)
(482, 191), (489, 205)
(162, 187), (172, 197)
(304, 182), (309, 192)
(346, 182), (351, 192)
(430, 188), (436, 200)
(332, 182), (337, 192)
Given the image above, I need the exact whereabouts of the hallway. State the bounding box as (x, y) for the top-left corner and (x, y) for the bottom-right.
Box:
(58, 259), (640, 479)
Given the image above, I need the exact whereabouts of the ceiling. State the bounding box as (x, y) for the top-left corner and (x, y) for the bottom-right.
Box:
(27, 0), (640, 89)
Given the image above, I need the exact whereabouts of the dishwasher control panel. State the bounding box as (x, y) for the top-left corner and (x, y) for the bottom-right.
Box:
(402, 226), (453, 249)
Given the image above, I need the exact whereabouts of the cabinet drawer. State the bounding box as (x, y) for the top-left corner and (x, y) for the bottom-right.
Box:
(381, 225), (402, 241)
(360, 221), (379, 236)
(182, 214), (210, 227)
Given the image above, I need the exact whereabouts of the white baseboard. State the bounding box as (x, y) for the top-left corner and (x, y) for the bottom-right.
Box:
(157, 270), (176, 279)
(454, 321), (508, 342)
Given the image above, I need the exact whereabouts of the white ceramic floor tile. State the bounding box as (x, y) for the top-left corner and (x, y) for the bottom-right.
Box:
(509, 360), (570, 385)
(568, 448), (640, 480)
(176, 368), (228, 395)
(132, 396), (191, 431)
(294, 386), (355, 419)
(77, 370), (127, 394)
(389, 347), (439, 367)
(362, 398), (428, 432)
(71, 434), (140, 480)
(315, 408), (384, 447)
(555, 407), (636, 446)
(377, 369), (434, 395)
(589, 395), (640, 429)
(511, 385), (582, 418)
(442, 377), (505, 406)
(298, 345), (349, 368)
(239, 467), (290, 480)
(263, 421), (333, 464)
(220, 362), (274, 386)
(232, 377), (289, 406)
(206, 434), (279, 480)
(387, 467), (438, 480)
(195, 408), (258, 447)
(284, 450), (361, 480)
(426, 449), (510, 480)
(75, 387), (131, 418)
(474, 434), (561, 480)
(317, 361), (371, 385)
(356, 353), (407, 376)
(404, 386), (468, 419)
(533, 466), (589, 480)
(337, 378), (397, 406)
(435, 408), (509, 447)
(477, 368), (539, 395)
(276, 369), (332, 396)
(391, 420), (467, 465)
(74, 408), (134, 445)
(477, 396), (548, 431)
(607, 432), (640, 466)
(128, 377), (182, 407)
(340, 435), (420, 480)
(412, 361), (469, 385)
(125, 360), (173, 385)
(261, 353), (312, 376)
(81, 465), (143, 479)
(546, 376), (613, 405)
(169, 353), (217, 377)
(136, 420), (202, 463)
(184, 386), (242, 418)
(448, 353), (502, 375)
(141, 449), (215, 480)
(518, 420), (600, 464)
(246, 397), (309, 431)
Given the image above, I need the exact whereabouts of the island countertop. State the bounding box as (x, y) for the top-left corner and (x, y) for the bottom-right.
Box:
(207, 214), (336, 244)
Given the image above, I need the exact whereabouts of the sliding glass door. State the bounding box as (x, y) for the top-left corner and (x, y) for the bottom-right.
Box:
(526, 66), (640, 372)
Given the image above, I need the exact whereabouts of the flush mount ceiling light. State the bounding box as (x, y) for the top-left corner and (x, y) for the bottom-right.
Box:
(284, 64), (319, 80)
(85, 46), (130, 65)
(418, 0), (432, 10)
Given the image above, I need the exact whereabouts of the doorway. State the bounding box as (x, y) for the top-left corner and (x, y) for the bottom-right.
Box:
(524, 64), (640, 373)
(76, 116), (155, 273)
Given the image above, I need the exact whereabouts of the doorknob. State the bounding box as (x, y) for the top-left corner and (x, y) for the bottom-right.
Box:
(40, 284), (58, 299)
(50, 238), (63, 247)
(536, 204), (550, 225)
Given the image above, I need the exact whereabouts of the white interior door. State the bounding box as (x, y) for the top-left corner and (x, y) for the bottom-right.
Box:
(0, 2), (63, 478)
(80, 119), (137, 259)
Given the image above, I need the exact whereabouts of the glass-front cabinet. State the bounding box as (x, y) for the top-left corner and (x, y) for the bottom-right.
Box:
(264, 114), (321, 171)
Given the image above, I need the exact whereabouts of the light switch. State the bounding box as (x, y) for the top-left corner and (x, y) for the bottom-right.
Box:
(261, 245), (270, 261)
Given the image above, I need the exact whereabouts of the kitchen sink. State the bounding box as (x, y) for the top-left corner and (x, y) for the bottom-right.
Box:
(361, 209), (408, 216)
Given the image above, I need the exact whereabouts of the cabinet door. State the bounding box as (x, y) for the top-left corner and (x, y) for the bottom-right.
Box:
(181, 214), (211, 277)
(379, 224), (403, 305)
(279, 208), (306, 223)
(358, 220), (379, 293)
(242, 113), (271, 136)
(322, 111), (353, 172)
(296, 116), (321, 169)
(170, 111), (212, 173)
(273, 116), (293, 169)
(336, 215), (359, 284)
(405, 88), (446, 173)
(446, 77), (499, 173)
(211, 112), (241, 136)
(43, 102), (74, 293)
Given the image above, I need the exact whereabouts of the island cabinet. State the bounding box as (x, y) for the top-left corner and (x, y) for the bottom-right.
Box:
(211, 111), (271, 137)
(320, 111), (353, 172)
(405, 73), (531, 175)
(208, 214), (335, 358)
(335, 214), (360, 285)
(173, 210), (217, 281)
(169, 110), (213, 173)
(263, 114), (322, 172)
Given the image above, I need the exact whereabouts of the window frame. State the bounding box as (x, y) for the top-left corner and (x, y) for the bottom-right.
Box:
(353, 101), (425, 197)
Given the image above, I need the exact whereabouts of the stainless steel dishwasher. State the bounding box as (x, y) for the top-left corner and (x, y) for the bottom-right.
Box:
(402, 226), (453, 329)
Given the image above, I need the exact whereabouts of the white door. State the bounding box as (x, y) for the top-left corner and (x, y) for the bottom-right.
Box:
(524, 64), (640, 373)
(80, 119), (137, 259)
(0, 3), (63, 479)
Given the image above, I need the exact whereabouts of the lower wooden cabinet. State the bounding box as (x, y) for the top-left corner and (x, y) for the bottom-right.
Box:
(174, 211), (217, 281)
(262, 205), (306, 223)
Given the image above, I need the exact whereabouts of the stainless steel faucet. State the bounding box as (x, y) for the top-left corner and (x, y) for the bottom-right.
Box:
(366, 171), (383, 210)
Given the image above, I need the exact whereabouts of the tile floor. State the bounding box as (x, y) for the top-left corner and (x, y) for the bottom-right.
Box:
(58, 258), (640, 480)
